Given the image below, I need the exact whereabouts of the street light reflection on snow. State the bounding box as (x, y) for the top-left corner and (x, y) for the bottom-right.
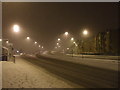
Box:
(13, 25), (20, 32)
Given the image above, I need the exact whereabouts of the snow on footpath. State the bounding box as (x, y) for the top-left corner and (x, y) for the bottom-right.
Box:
(40, 53), (119, 71)
(2, 55), (78, 88)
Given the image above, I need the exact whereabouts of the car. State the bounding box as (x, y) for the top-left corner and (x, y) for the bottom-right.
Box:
(2, 47), (8, 61)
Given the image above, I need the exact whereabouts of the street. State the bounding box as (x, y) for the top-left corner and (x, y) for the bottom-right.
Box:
(2, 55), (119, 88)
(1, 2), (120, 89)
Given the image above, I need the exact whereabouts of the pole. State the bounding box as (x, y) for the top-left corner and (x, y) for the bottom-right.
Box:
(82, 40), (84, 58)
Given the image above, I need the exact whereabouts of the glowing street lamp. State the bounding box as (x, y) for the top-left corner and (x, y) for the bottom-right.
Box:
(13, 25), (20, 32)
(64, 32), (68, 36)
(75, 44), (78, 47)
(83, 30), (88, 35)
(67, 48), (69, 50)
(73, 41), (76, 44)
(71, 37), (74, 41)
(39, 45), (41, 47)
(6, 40), (9, 43)
(17, 50), (19, 53)
(0, 39), (2, 42)
(57, 43), (59, 45)
(42, 46), (44, 49)
(58, 38), (60, 41)
(27, 37), (30, 40)
(34, 41), (37, 44)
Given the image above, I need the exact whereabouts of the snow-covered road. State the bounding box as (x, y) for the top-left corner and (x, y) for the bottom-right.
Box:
(2, 54), (119, 88)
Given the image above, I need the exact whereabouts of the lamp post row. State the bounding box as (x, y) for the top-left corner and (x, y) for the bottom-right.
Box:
(0, 24), (44, 53)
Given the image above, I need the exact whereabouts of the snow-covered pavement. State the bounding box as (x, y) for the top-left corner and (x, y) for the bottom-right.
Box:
(2, 56), (79, 88)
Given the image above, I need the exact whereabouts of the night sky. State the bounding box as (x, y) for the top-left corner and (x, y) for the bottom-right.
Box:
(2, 2), (119, 52)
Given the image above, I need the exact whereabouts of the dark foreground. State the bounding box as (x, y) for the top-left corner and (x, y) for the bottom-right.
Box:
(22, 55), (119, 88)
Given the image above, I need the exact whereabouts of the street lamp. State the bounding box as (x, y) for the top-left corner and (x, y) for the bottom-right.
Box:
(73, 41), (76, 44)
(67, 48), (69, 50)
(71, 37), (74, 41)
(13, 25), (20, 32)
(42, 46), (44, 49)
(83, 30), (88, 35)
(0, 39), (2, 42)
(81, 29), (89, 58)
(34, 41), (37, 44)
(17, 50), (19, 53)
(57, 43), (59, 45)
(58, 38), (60, 41)
(64, 32), (68, 36)
(6, 40), (9, 43)
(39, 45), (41, 47)
(27, 37), (30, 40)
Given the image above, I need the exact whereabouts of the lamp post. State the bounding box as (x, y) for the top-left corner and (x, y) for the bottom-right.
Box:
(81, 29), (88, 58)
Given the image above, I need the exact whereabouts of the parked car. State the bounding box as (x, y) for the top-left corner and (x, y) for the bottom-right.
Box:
(2, 47), (8, 61)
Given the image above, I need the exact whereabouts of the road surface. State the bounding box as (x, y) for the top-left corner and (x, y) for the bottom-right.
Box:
(23, 55), (119, 88)
(3, 55), (119, 88)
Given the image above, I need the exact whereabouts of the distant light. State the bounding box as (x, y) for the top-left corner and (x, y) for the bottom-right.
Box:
(17, 50), (19, 53)
(35, 41), (37, 44)
(75, 44), (78, 47)
(71, 37), (74, 41)
(39, 45), (41, 47)
(13, 25), (20, 32)
(83, 30), (88, 35)
(42, 46), (44, 48)
(55, 47), (57, 49)
(20, 53), (23, 55)
(0, 39), (2, 42)
(27, 37), (30, 40)
(57, 43), (59, 45)
(67, 48), (69, 50)
(6, 41), (9, 43)
(58, 46), (60, 48)
(58, 38), (60, 41)
(64, 32), (68, 36)
(73, 42), (76, 44)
